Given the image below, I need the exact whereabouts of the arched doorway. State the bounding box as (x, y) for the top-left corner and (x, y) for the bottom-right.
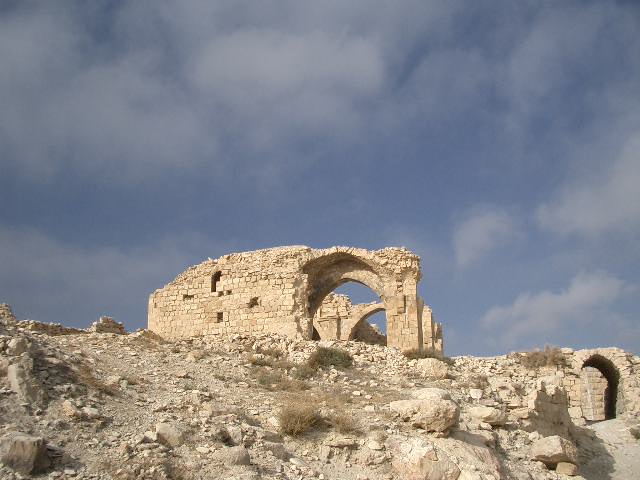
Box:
(581, 355), (620, 421)
(302, 249), (423, 350)
(311, 281), (388, 345)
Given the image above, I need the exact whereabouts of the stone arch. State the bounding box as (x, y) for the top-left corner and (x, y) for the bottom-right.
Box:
(303, 252), (389, 319)
(347, 303), (387, 345)
(581, 354), (620, 420)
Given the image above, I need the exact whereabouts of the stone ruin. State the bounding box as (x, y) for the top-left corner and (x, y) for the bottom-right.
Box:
(148, 246), (443, 354)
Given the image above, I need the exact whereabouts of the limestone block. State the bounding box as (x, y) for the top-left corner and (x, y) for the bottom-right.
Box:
(155, 423), (185, 448)
(416, 357), (449, 379)
(386, 436), (460, 480)
(556, 462), (579, 476)
(468, 406), (507, 426)
(0, 433), (51, 474)
(7, 356), (47, 406)
(530, 435), (577, 466)
(390, 398), (459, 433)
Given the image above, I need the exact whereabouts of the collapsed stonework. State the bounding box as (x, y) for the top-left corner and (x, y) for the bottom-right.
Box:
(148, 246), (442, 353)
(312, 293), (443, 353)
(0, 303), (16, 323)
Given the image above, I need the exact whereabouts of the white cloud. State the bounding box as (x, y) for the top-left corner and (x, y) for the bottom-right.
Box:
(536, 134), (640, 237)
(479, 271), (630, 348)
(453, 208), (519, 268)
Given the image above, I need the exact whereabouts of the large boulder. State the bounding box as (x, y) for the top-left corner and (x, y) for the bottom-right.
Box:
(524, 382), (573, 438)
(468, 406), (507, 426)
(155, 423), (185, 448)
(7, 355), (47, 406)
(387, 436), (460, 480)
(390, 397), (459, 433)
(416, 358), (449, 379)
(0, 433), (51, 474)
(530, 435), (578, 466)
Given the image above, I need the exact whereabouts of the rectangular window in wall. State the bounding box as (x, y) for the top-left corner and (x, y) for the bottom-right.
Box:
(211, 272), (222, 292)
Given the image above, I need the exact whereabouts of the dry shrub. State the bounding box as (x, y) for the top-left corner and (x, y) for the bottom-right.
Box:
(306, 347), (353, 370)
(278, 401), (320, 436)
(75, 364), (118, 396)
(291, 363), (316, 379)
(255, 369), (309, 391)
(403, 348), (454, 365)
(248, 353), (294, 370)
(256, 346), (283, 358)
(248, 354), (274, 367)
(520, 345), (567, 369)
(403, 348), (437, 360)
(327, 411), (360, 434)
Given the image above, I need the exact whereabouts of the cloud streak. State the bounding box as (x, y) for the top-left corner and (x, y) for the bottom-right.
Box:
(480, 271), (632, 349)
(453, 207), (519, 268)
(537, 134), (640, 238)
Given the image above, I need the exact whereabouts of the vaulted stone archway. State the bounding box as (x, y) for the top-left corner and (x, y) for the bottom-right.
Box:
(302, 248), (422, 350)
(581, 354), (620, 421)
(149, 245), (439, 353)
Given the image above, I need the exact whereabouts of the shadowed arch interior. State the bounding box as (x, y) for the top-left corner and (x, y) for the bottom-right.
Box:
(303, 252), (387, 318)
(582, 355), (620, 420)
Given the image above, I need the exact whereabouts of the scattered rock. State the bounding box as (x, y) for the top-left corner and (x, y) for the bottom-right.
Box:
(468, 406), (507, 426)
(155, 423), (185, 448)
(390, 397), (459, 433)
(530, 435), (578, 466)
(387, 436), (460, 480)
(212, 445), (251, 465)
(416, 358), (449, 379)
(0, 433), (51, 474)
(7, 356), (47, 406)
(556, 462), (579, 476)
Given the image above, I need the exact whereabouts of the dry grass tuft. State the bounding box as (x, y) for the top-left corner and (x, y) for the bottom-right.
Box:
(255, 369), (309, 391)
(278, 401), (321, 436)
(306, 347), (353, 370)
(519, 345), (567, 369)
(327, 411), (360, 434)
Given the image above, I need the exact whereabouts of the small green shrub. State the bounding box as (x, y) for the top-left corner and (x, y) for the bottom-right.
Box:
(306, 347), (353, 369)
(520, 345), (567, 369)
(278, 401), (320, 436)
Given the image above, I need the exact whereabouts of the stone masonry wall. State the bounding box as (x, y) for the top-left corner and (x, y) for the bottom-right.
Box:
(148, 246), (432, 350)
(0, 303), (16, 322)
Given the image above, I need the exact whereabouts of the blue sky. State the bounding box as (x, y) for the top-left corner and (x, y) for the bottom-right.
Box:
(1, 1), (639, 356)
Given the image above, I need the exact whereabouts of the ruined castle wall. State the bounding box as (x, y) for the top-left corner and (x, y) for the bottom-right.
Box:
(0, 303), (16, 322)
(148, 247), (310, 339)
(148, 246), (428, 350)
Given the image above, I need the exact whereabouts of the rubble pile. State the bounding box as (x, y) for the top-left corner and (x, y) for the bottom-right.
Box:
(1, 305), (639, 479)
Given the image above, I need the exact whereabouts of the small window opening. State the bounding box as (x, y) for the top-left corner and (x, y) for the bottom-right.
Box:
(248, 297), (259, 308)
(211, 271), (222, 292)
(216, 312), (224, 322)
(183, 294), (194, 300)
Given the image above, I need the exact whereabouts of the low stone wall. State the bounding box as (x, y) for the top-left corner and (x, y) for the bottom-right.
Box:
(16, 320), (86, 336)
(87, 316), (126, 334)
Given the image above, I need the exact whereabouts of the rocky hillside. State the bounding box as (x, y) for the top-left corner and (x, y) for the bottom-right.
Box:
(1, 310), (639, 480)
